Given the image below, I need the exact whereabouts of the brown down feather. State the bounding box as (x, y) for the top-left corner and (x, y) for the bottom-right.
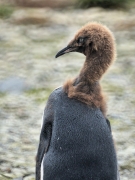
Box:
(63, 22), (116, 117)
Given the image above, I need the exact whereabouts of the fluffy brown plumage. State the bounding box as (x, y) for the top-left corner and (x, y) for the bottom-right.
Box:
(56, 22), (116, 117)
(35, 24), (118, 180)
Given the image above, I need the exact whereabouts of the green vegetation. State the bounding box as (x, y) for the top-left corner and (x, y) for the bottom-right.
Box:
(0, 92), (6, 98)
(26, 88), (52, 103)
(0, 5), (14, 19)
(76, 0), (133, 8)
(102, 81), (124, 96)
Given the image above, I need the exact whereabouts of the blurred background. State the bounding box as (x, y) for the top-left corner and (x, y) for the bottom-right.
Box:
(0, 0), (135, 179)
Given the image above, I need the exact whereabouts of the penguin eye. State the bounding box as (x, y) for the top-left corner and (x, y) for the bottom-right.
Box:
(78, 38), (84, 44)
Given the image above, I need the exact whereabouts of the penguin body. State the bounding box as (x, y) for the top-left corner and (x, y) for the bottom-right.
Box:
(36, 22), (119, 180)
(36, 87), (117, 180)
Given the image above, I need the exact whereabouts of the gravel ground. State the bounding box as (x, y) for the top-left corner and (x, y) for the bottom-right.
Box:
(0, 7), (135, 180)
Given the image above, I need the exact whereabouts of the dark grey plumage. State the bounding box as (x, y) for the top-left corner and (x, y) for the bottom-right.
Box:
(36, 87), (118, 180)
(36, 22), (119, 180)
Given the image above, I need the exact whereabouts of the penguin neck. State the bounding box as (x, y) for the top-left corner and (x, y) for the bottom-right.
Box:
(75, 54), (103, 86)
(63, 54), (107, 117)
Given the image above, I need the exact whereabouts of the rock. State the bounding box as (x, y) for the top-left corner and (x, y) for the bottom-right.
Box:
(13, 177), (23, 180)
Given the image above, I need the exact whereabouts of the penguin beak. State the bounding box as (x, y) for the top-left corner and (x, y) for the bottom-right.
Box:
(55, 46), (77, 58)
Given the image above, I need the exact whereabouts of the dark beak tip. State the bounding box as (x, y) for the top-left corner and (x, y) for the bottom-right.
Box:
(55, 53), (60, 58)
(55, 45), (75, 59)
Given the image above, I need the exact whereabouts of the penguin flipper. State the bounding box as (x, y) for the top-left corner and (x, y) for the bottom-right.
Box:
(106, 118), (112, 132)
(36, 92), (55, 180)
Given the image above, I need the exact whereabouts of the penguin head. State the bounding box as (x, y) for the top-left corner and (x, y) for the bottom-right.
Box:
(55, 22), (115, 63)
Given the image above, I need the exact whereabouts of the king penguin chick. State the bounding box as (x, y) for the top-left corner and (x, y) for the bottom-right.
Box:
(36, 22), (119, 180)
